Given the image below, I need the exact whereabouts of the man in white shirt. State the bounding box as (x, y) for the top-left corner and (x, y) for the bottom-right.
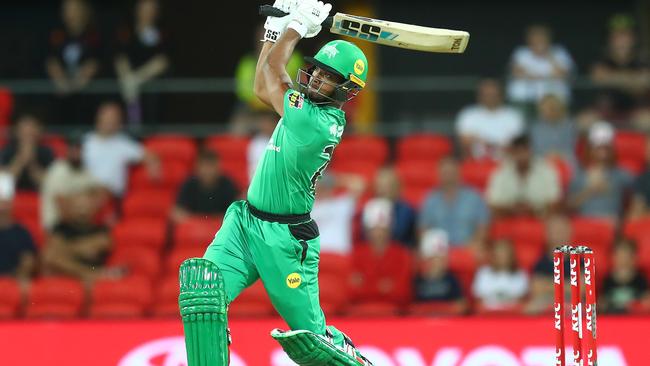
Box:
(456, 79), (524, 160)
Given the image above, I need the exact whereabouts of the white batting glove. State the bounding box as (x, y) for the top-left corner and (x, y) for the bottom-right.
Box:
(263, 0), (299, 42)
(287, 0), (332, 39)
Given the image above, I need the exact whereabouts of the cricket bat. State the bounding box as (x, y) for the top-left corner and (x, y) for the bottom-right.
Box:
(259, 5), (470, 53)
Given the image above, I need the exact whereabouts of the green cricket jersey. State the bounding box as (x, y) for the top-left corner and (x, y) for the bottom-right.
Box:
(247, 89), (346, 215)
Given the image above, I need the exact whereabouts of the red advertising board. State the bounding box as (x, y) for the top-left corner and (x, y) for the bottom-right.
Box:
(1, 317), (646, 365)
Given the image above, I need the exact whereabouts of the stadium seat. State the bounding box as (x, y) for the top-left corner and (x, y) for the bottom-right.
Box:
(328, 160), (380, 185)
(319, 253), (351, 276)
(0, 277), (22, 318)
(614, 131), (647, 175)
(548, 156), (572, 191)
(396, 134), (452, 164)
(448, 247), (479, 275)
(151, 275), (180, 318)
(122, 189), (175, 220)
(128, 161), (190, 193)
(42, 135), (68, 158)
(229, 281), (275, 318)
(635, 234), (650, 273)
(406, 301), (465, 316)
(0, 88), (14, 128)
(330, 135), (389, 168)
(460, 159), (497, 192)
(165, 246), (205, 275)
(396, 161), (438, 208)
(90, 277), (152, 318)
(623, 216), (650, 242)
(144, 134), (197, 167)
(490, 217), (546, 250)
(513, 242), (544, 272)
(112, 218), (167, 252)
(570, 217), (615, 251)
(12, 191), (39, 224)
(319, 273), (349, 315)
(108, 247), (161, 280)
(345, 301), (401, 317)
(173, 216), (223, 248)
(204, 135), (250, 162)
(25, 277), (85, 319)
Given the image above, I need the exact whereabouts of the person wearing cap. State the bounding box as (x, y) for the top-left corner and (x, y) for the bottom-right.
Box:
(350, 198), (413, 307)
(568, 121), (633, 220)
(0, 173), (37, 281)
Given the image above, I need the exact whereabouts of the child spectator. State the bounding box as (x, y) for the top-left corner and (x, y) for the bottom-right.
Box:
(600, 241), (650, 313)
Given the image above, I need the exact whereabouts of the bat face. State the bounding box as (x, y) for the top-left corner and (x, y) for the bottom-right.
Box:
(331, 13), (469, 53)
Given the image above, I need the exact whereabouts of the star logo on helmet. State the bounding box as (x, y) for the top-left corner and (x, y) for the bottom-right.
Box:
(321, 44), (339, 59)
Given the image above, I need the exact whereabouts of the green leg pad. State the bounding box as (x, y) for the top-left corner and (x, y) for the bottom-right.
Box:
(179, 258), (229, 366)
(270, 329), (372, 366)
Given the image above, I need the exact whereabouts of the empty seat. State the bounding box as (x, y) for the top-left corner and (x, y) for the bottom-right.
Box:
(173, 216), (223, 248)
(330, 135), (388, 168)
(0, 88), (14, 128)
(328, 160), (380, 185)
(108, 247), (162, 279)
(152, 276), (180, 318)
(90, 277), (152, 318)
(491, 217), (546, 250)
(229, 281), (274, 318)
(623, 216), (650, 242)
(0, 277), (22, 318)
(319, 253), (351, 276)
(319, 273), (348, 315)
(12, 191), (39, 224)
(635, 234), (650, 273)
(204, 135), (250, 162)
(396, 161), (438, 207)
(571, 217), (615, 251)
(25, 277), (85, 319)
(145, 134), (197, 167)
(396, 134), (452, 164)
(448, 247), (479, 275)
(460, 159), (497, 192)
(112, 218), (167, 252)
(128, 161), (190, 193)
(122, 189), (175, 220)
(614, 131), (647, 175)
(165, 247), (205, 275)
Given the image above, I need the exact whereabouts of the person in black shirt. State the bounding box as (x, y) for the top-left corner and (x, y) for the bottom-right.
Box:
(171, 150), (239, 223)
(600, 240), (650, 314)
(0, 182), (37, 281)
(628, 138), (650, 219)
(114, 0), (169, 125)
(0, 115), (54, 191)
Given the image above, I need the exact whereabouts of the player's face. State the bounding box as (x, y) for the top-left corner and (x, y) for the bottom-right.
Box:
(307, 67), (343, 101)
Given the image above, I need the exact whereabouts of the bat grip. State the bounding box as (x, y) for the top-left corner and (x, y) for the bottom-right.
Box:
(259, 5), (333, 29)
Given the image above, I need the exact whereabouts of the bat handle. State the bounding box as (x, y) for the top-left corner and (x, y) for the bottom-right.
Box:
(258, 5), (333, 29)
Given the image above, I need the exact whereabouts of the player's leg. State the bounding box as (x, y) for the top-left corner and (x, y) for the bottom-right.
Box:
(250, 219), (372, 365)
(179, 201), (258, 366)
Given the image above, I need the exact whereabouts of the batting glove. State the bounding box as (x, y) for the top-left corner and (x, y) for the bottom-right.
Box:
(263, 0), (299, 42)
(288, 0), (332, 39)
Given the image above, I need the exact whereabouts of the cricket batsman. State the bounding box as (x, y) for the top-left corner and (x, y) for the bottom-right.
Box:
(178, 0), (373, 364)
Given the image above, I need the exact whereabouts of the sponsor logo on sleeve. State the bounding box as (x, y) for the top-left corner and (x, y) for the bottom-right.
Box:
(288, 91), (304, 109)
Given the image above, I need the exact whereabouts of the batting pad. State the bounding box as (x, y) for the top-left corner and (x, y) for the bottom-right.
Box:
(271, 329), (373, 366)
(179, 258), (229, 366)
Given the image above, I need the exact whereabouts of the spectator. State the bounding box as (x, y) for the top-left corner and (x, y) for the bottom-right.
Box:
(350, 198), (412, 305)
(114, 0), (169, 125)
(311, 172), (365, 254)
(486, 134), (561, 217)
(530, 94), (578, 169)
(171, 150), (239, 223)
(0, 114), (55, 191)
(372, 167), (417, 247)
(247, 110), (278, 181)
(419, 157), (489, 248)
(628, 135), (650, 219)
(524, 214), (572, 314)
(46, 0), (100, 124)
(507, 24), (575, 106)
(42, 189), (113, 283)
(591, 14), (650, 125)
(568, 121), (633, 220)
(413, 229), (465, 308)
(41, 135), (99, 230)
(82, 102), (155, 197)
(0, 174), (37, 281)
(472, 239), (529, 310)
(600, 241), (650, 313)
(456, 79), (524, 160)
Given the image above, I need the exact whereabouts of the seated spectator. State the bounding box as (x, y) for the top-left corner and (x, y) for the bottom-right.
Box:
(472, 239), (529, 310)
(507, 24), (575, 105)
(247, 110), (278, 181)
(42, 190), (114, 283)
(0, 174), (37, 281)
(413, 230), (465, 308)
(41, 135), (99, 230)
(114, 0), (169, 125)
(530, 94), (578, 169)
(372, 167), (417, 247)
(600, 241), (650, 313)
(171, 150), (239, 223)
(568, 122), (633, 220)
(0, 114), (55, 191)
(46, 0), (100, 125)
(486, 134), (561, 217)
(311, 172), (365, 254)
(82, 102), (156, 197)
(591, 14), (650, 125)
(350, 198), (412, 305)
(456, 79), (524, 160)
(627, 135), (650, 219)
(419, 157), (489, 248)
(524, 214), (572, 314)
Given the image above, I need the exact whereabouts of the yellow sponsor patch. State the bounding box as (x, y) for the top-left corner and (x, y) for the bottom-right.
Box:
(286, 273), (302, 289)
(354, 59), (365, 75)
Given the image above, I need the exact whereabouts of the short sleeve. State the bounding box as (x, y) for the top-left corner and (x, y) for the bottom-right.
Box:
(122, 138), (144, 163)
(456, 107), (474, 135)
(418, 193), (438, 230)
(282, 89), (320, 144)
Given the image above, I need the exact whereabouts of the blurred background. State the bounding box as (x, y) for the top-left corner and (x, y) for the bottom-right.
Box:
(1, 0), (650, 365)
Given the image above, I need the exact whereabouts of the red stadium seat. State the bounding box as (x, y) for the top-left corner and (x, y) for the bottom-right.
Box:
(229, 281), (275, 318)
(165, 246), (205, 275)
(42, 135), (68, 158)
(173, 216), (223, 248)
(328, 161), (380, 186)
(448, 247), (479, 275)
(122, 189), (175, 220)
(319, 253), (351, 276)
(112, 218), (167, 252)
(548, 156), (572, 191)
(0, 88), (14, 128)
(570, 217), (615, 251)
(145, 134), (197, 167)
(12, 191), (39, 224)
(152, 276), (180, 318)
(623, 216), (650, 242)
(460, 159), (497, 192)
(90, 277), (152, 318)
(0, 277), (22, 318)
(108, 247), (162, 279)
(614, 131), (647, 175)
(407, 301), (465, 316)
(635, 235), (650, 273)
(319, 273), (349, 315)
(396, 161), (438, 208)
(204, 135), (250, 162)
(474, 303), (525, 316)
(396, 134), (452, 164)
(491, 217), (546, 250)
(345, 301), (401, 317)
(129, 161), (190, 193)
(25, 277), (85, 319)
(330, 135), (389, 168)
(513, 242), (544, 272)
